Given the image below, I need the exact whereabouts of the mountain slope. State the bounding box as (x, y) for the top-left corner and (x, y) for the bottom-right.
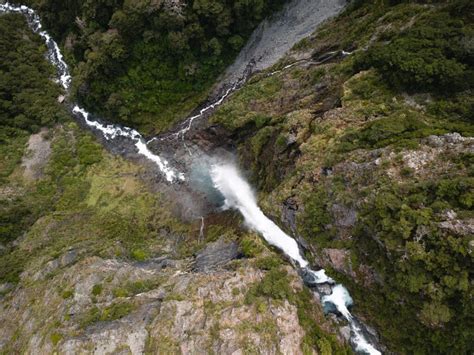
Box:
(209, 1), (474, 352)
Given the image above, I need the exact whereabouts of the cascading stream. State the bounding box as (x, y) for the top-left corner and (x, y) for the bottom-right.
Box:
(210, 164), (381, 355)
(0, 2), (184, 183)
(1, 3), (381, 354)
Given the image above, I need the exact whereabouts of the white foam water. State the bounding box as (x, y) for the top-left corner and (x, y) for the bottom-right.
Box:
(72, 106), (183, 182)
(1, 2), (184, 183)
(0, 2), (72, 90)
(210, 163), (381, 355)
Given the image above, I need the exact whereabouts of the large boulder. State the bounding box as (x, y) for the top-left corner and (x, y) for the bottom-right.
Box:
(193, 238), (240, 272)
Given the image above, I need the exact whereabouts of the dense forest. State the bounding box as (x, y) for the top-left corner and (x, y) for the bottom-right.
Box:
(17, 0), (287, 134)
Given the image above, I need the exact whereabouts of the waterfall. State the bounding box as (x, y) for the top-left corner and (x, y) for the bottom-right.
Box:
(1, 3), (381, 353)
(210, 163), (381, 355)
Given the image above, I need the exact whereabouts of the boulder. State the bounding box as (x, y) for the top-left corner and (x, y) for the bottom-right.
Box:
(193, 238), (240, 272)
(323, 248), (354, 277)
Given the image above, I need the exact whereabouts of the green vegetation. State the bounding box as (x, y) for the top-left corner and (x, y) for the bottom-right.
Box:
(210, 1), (474, 353)
(254, 255), (282, 270)
(80, 301), (135, 328)
(354, 1), (474, 93)
(0, 120), (192, 283)
(21, 0), (287, 133)
(0, 13), (68, 188)
(347, 177), (473, 353)
(240, 234), (264, 258)
(245, 268), (294, 304)
(61, 289), (74, 299)
(0, 13), (67, 135)
(113, 279), (160, 298)
(245, 266), (351, 354)
(91, 284), (103, 296)
(50, 332), (63, 346)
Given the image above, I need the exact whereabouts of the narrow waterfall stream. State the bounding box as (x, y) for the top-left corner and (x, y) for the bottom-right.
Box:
(210, 164), (380, 355)
(1, 2), (381, 354)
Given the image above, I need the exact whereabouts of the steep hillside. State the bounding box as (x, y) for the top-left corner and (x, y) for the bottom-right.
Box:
(17, 0), (288, 134)
(0, 7), (351, 354)
(1, 0), (473, 354)
(209, 0), (474, 353)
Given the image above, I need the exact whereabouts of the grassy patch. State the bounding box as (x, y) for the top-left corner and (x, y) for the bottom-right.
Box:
(80, 301), (135, 328)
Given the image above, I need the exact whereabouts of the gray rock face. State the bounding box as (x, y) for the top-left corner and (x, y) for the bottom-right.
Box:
(193, 238), (240, 272)
(217, 0), (347, 92)
(331, 203), (357, 228)
(426, 135), (444, 147)
(32, 249), (78, 281)
(443, 132), (464, 144)
(282, 197), (299, 234)
(339, 325), (351, 342)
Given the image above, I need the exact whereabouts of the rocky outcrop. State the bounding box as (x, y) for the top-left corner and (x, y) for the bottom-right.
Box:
(193, 238), (241, 272)
(322, 248), (355, 278)
(21, 129), (51, 180)
(0, 251), (318, 354)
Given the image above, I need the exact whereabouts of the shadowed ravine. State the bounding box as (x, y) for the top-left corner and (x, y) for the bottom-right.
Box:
(1, 2), (381, 354)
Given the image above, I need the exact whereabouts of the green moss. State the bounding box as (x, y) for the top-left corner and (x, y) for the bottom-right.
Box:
(61, 289), (74, 299)
(50, 332), (63, 346)
(91, 284), (103, 296)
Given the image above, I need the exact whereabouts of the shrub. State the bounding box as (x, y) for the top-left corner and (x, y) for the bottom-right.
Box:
(240, 235), (263, 258)
(80, 301), (135, 328)
(245, 268), (294, 304)
(255, 255), (282, 270)
(50, 333), (62, 346)
(91, 284), (103, 296)
(355, 8), (472, 93)
(130, 248), (148, 261)
(61, 290), (74, 299)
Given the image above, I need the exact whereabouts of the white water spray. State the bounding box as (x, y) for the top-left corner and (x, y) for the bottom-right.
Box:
(72, 106), (183, 182)
(210, 163), (381, 355)
(211, 164), (307, 266)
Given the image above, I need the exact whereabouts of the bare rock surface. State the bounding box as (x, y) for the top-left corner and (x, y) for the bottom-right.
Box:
(0, 250), (321, 354)
(21, 128), (51, 180)
(193, 237), (241, 272)
(323, 248), (354, 277)
(216, 0), (347, 93)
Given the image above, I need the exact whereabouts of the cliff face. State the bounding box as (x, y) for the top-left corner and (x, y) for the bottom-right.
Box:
(209, 1), (473, 353)
(1, 0), (473, 354)
(1, 120), (351, 353)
